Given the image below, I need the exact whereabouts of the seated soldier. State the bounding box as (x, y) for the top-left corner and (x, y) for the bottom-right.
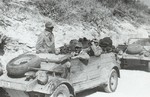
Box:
(58, 42), (90, 77)
(56, 39), (78, 54)
(69, 39), (79, 52)
(78, 37), (91, 49)
(84, 39), (102, 57)
(71, 42), (90, 61)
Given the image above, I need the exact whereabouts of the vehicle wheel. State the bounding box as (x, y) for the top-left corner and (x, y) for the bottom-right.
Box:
(51, 84), (70, 97)
(104, 69), (118, 93)
(7, 54), (41, 78)
(147, 62), (150, 72)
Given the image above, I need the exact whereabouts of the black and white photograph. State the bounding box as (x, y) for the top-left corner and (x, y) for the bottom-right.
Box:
(0, 0), (150, 97)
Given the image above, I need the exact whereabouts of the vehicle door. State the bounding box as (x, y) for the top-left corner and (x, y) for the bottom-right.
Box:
(69, 59), (87, 83)
(83, 54), (116, 88)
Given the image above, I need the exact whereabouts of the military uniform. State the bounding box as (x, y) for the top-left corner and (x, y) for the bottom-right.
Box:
(36, 22), (55, 53)
(36, 31), (55, 53)
(71, 42), (90, 61)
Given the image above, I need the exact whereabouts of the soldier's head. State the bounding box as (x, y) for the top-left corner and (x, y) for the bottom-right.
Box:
(75, 42), (82, 53)
(45, 22), (54, 31)
(91, 38), (99, 46)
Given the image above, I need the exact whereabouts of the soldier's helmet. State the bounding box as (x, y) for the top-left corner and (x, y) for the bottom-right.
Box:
(45, 22), (54, 28)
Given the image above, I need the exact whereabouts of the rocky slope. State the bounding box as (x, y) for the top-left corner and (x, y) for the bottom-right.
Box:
(0, 0), (150, 69)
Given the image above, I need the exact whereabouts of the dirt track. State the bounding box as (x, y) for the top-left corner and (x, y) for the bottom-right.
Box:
(77, 69), (150, 97)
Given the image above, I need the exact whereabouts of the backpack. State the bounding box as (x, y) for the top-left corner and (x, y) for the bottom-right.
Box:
(99, 37), (112, 47)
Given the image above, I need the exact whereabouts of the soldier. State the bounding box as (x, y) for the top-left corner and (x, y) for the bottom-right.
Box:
(71, 42), (90, 61)
(91, 39), (102, 56)
(69, 39), (78, 52)
(36, 22), (55, 53)
(85, 39), (102, 57)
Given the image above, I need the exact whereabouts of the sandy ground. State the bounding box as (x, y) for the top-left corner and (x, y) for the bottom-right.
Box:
(77, 69), (150, 97)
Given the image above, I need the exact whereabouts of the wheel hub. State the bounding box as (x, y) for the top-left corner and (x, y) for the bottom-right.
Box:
(110, 71), (117, 90)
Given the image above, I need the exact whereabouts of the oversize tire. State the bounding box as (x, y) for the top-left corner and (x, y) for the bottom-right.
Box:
(50, 84), (70, 97)
(7, 54), (41, 78)
(104, 69), (118, 93)
(126, 44), (143, 54)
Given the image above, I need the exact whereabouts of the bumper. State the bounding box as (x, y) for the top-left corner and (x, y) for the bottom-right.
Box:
(0, 74), (55, 95)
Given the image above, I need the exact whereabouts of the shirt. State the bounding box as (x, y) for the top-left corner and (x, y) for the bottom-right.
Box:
(36, 30), (55, 53)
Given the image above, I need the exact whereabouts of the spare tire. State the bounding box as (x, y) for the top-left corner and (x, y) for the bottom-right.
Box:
(7, 54), (41, 78)
(126, 44), (143, 54)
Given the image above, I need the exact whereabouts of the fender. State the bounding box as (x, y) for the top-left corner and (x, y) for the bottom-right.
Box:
(98, 62), (120, 84)
(30, 77), (74, 96)
(52, 78), (75, 96)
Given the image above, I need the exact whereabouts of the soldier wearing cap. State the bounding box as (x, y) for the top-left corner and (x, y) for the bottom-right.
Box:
(36, 22), (55, 53)
(71, 42), (90, 61)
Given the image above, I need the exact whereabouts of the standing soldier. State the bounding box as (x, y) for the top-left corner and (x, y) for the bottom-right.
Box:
(36, 22), (55, 53)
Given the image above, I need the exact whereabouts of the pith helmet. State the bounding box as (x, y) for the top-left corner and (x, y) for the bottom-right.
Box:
(45, 22), (54, 28)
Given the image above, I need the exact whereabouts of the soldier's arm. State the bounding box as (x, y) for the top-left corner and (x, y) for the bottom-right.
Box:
(36, 33), (44, 50)
(72, 51), (90, 60)
(47, 34), (54, 46)
(41, 54), (72, 64)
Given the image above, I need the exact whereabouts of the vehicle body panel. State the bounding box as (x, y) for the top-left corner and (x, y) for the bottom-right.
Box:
(69, 53), (119, 93)
(118, 38), (150, 68)
(0, 53), (120, 97)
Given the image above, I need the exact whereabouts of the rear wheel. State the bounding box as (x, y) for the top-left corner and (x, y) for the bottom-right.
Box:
(104, 69), (118, 93)
(50, 84), (70, 97)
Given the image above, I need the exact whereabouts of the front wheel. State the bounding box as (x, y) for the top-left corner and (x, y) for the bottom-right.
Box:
(50, 84), (70, 97)
(104, 69), (118, 93)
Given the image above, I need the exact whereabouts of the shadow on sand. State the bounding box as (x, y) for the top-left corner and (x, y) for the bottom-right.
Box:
(76, 87), (104, 97)
(122, 64), (149, 72)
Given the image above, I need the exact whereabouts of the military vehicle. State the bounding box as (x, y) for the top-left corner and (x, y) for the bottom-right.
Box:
(0, 52), (120, 97)
(117, 38), (150, 71)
